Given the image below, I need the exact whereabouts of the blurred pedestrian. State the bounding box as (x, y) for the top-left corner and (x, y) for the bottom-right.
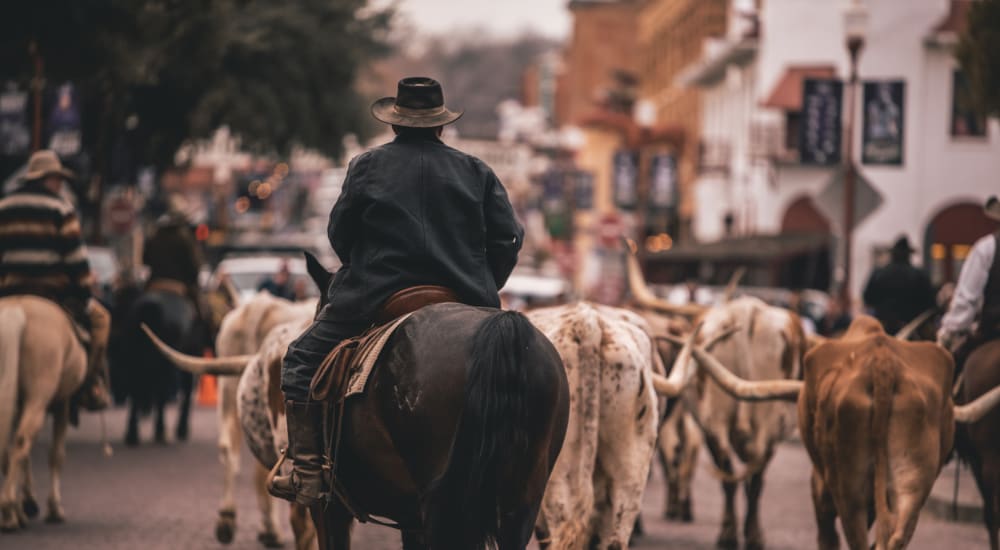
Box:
(938, 196), (1000, 357)
(258, 259), (295, 300)
(271, 77), (523, 506)
(0, 150), (110, 410)
(862, 235), (936, 334)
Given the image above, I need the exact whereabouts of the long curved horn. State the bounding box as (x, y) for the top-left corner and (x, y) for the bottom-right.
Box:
(651, 322), (703, 396)
(623, 238), (706, 318)
(895, 308), (936, 341)
(221, 277), (242, 307)
(722, 267), (746, 303)
(954, 384), (1000, 423)
(141, 324), (252, 376)
(689, 346), (803, 402)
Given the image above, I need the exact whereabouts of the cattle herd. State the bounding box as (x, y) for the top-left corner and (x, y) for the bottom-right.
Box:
(4, 247), (1000, 550)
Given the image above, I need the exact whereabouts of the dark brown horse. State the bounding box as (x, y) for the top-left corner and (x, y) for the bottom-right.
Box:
(955, 338), (1000, 550)
(304, 257), (570, 549)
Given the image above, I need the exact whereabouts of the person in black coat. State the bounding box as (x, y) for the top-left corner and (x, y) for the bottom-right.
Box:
(862, 236), (936, 334)
(271, 77), (524, 506)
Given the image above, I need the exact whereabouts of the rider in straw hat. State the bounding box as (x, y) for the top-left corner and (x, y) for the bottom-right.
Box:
(0, 150), (111, 411)
(939, 196), (1000, 353)
(270, 77), (524, 506)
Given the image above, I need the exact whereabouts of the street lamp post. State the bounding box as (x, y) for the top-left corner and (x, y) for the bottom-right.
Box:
(841, 0), (868, 306)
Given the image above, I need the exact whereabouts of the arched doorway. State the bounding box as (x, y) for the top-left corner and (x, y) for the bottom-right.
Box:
(779, 196), (834, 291)
(924, 202), (999, 285)
(781, 196), (832, 234)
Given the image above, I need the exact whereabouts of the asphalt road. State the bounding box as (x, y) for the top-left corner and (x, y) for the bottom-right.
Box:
(7, 404), (990, 549)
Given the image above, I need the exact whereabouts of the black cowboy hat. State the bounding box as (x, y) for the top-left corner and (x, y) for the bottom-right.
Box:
(986, 195), (1000, 222)
(891, 235), (915, 255)
(371, 77), (463, 128)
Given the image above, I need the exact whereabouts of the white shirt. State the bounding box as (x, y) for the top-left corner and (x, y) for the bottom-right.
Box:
(941, 233), (997, 334)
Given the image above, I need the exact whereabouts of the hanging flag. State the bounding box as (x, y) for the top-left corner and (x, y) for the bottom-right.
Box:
(861, 80), (905, 166)
(612, 150), (638, 210)
(649, 154), (677, 209)
(799, 78), (843, 166)
(0, 82), (30, 155)
(47, 82), (81, 157)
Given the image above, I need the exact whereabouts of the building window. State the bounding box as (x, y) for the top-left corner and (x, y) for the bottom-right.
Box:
(951, 70), (987, 138)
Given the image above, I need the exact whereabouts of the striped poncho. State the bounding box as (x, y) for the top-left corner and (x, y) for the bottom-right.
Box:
(0, 185), (94, 302)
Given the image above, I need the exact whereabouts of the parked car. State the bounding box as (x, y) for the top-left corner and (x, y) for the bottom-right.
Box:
(210, 253), (321, 302)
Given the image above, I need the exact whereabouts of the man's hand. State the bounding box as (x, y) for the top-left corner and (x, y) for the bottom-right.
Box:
(936, 328), (967, 353)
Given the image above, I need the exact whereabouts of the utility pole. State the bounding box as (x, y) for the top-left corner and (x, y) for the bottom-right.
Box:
(29, 40), (44, 152)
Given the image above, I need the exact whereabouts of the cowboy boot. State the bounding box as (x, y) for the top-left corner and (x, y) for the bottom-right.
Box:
(268, 401), (327, 506)
(78, 300), (111, 411)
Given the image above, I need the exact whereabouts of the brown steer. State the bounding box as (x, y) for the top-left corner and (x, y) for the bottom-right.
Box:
(686, 315), (1000, 549)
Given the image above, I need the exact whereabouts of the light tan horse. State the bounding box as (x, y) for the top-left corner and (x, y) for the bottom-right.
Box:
(0, 296), (89, 532)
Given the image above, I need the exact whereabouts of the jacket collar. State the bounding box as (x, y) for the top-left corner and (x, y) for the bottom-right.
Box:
(392, 132), (443, 145)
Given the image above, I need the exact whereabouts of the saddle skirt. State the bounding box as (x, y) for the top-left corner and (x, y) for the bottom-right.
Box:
(309, 284), (459, 403)
(309, 311), (415, 402)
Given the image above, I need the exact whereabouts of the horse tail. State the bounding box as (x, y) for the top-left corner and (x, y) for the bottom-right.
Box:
(425, 310), (543, 550)
(0, 305), (26, 454)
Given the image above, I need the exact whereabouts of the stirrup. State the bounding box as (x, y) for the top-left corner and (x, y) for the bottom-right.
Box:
(266, 448), (294, 501)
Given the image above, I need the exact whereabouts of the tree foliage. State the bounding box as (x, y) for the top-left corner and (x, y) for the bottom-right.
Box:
(0, 0), (393, 171)
(956, 0), (1000, 119)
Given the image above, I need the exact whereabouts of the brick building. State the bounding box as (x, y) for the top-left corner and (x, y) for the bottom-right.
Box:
(637, 0), (729, 238)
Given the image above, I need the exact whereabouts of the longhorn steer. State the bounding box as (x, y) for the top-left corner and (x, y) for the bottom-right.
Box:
(526, 303), (663, 549)
(688, 315), (1000, 549)
(144, 290), (315, 548)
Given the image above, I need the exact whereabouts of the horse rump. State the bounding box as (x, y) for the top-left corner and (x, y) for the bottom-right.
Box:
(423, 310), (562, 549)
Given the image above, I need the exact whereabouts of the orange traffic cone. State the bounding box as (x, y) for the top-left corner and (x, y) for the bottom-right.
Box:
(197, 350), (219, 407)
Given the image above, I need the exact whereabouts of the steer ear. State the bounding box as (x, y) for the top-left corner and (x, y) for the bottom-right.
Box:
(304, 251), (332, 292)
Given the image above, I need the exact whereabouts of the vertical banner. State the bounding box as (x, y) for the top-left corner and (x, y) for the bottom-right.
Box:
(861, 80), (905, 165)
(799, 78), (843, 166)
(612, 150), (638, 210)
(649, 154), (677, 209)
(573, 170), (594, 210)
(0, 82), (30, 155)
(47, 82), (81, 157)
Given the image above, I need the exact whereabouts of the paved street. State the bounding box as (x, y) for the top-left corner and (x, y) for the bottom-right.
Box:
(9, 404), (990, 549)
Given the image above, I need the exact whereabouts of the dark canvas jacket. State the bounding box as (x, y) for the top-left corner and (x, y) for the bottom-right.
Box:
(143, 220), (202, 288)
(862, 259), (936, 334)
(324, 133), (523, 323)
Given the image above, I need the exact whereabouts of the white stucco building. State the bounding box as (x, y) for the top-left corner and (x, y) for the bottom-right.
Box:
(677, 0), (999, 303)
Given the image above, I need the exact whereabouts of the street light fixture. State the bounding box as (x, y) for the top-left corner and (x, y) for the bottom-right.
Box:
(841, 0), (869, 307)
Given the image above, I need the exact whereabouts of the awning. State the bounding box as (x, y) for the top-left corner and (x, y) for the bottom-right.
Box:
(646, 232), (831, 263)
(762, 66), (836, 111)
(925, 0), (972, 47)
